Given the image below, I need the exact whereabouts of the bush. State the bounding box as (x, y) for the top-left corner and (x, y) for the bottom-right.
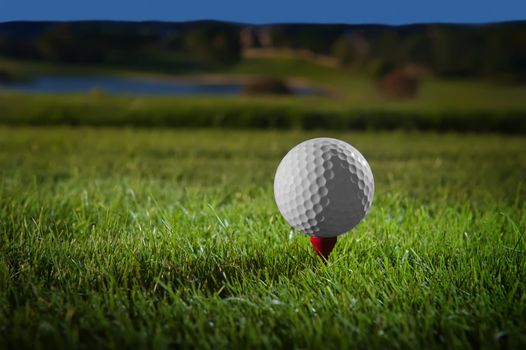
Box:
(0, 70), (14, 83)
(366, 58), (394, 79)
(242, 78), (293, 95)
(379, 68), (420, 98)
(0, 94), (525, 133)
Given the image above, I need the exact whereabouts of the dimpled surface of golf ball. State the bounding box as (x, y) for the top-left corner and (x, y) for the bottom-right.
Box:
(274, 137), (374, 237)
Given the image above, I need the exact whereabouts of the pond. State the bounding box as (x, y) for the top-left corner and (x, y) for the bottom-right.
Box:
(0, 75), (318, 96)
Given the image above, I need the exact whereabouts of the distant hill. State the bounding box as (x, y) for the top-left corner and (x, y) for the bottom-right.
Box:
(1, 19), (523, 41)
(1, 20), (525, 80)
(0, 20), (241, 41)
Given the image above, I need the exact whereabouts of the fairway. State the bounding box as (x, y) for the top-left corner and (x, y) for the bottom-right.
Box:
(1, 128), (525, 348)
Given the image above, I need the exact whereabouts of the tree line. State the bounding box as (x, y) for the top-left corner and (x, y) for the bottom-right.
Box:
(0, 20), (524, 81)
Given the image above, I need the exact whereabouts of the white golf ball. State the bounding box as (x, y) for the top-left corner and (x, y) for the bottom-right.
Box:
(274, 137), (374, 237)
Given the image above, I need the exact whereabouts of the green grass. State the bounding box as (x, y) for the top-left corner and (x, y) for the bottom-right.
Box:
(1, 92), (525, 133)
(4, 55), (526, 108)
(2, 56), (526, 132)
(1, 127), (525, 349)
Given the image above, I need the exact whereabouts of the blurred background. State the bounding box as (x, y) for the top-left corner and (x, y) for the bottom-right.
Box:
(0, 19), (525, 132)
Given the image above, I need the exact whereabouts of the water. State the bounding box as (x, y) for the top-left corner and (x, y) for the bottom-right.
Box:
(0, 75), (316, 96)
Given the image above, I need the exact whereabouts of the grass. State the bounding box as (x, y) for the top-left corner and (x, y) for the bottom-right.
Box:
(1, 127), (525, 349)
(4, 55), (526, 106)
(2, 56), (526, 132)
(1, 92), (525, 133)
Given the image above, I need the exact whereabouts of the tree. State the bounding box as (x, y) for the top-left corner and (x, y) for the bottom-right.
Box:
(36, 24), (78, 62)
(332, 34), (370, 66)
(183, 27), (240, 66)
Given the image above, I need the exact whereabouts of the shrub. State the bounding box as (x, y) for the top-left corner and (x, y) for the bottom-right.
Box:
(0, 94), (525, 133)
(0, 70), (14, 83)
(379, 68), (420, 98)
(242, 78), (293, 95)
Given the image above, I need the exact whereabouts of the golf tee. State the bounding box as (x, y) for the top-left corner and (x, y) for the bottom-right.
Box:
(310, 236), (337, 261)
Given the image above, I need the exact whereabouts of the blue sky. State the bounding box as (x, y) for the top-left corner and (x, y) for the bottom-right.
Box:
(0, 0), (525, 24)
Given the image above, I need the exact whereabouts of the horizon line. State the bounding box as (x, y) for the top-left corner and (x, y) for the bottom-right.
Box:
(0, 18), (525, 27)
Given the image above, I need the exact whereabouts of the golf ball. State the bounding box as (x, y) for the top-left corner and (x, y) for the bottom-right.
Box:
(274, 137), (374, 237)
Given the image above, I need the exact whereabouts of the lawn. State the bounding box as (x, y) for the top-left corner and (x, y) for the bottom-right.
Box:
(1, 127), (525, 348)
(2, 57), (526, 133)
